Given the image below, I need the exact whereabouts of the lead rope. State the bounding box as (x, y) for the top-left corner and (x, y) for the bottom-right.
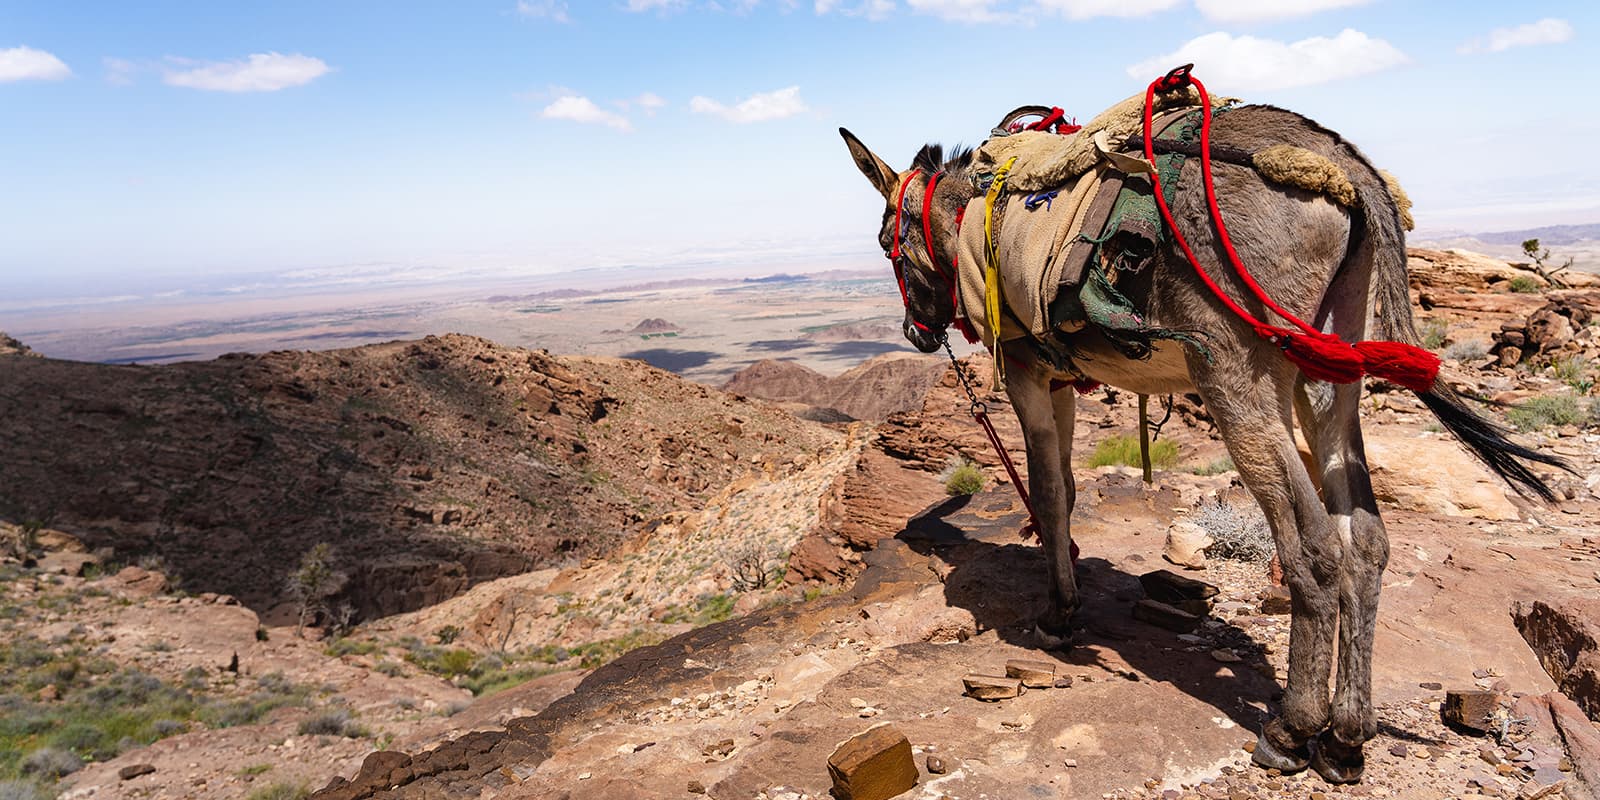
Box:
(942, 334), (1080, 563)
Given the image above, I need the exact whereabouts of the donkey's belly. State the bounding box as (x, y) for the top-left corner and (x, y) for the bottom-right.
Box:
(1067, 335), (1194, 395)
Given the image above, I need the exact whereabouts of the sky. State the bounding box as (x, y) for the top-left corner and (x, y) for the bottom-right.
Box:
(0, 1), (1594, 303)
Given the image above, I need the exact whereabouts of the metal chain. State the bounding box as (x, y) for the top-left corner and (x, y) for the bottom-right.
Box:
(940, 333), (987, 415)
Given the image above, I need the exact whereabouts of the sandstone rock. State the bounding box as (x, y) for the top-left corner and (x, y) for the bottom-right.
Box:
(1162, 521), (1212, 570)
(1366, 435), (1520, 520)
(1512, 598), (1600, 722)
(1260, 585), (1293, 615)
(1132, 598), (1203, 633)
(1004, 659), (1058, 688)
(1443, 689), (1502, 733)
(770, 653), (839, 709)
(118, 764), (156, 780)
(114, 566), (168, 597)
(962, 674), (1023, 701)
(38, 551), (99, 577)
(827, 724), (918, 800)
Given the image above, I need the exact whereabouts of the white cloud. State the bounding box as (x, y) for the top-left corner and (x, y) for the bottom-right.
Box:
(634, 92), (666, 111)
(1127, 29), (1406, 91)
(906, 0), (1013, 23)
(1459, 18), (1573, 54)
(0, 45), (71, 82)
(1192, 0), (1370, 24)
(625, 0), (687, 10)
(163, 52), (330, 92)
(690, 86), (808, 123)
(103, 57), (137, 86)
(542, 95), (633, 131)
(816, 0), (894, 18)
(516, 0), (571, 22)
(1035, 0), (1180, 20)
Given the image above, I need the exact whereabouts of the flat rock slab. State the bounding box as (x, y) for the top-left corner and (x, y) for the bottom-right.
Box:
(1004, 659), (1057, 688)
(963, 673), (1023, 701)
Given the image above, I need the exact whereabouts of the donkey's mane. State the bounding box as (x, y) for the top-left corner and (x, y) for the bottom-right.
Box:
(912, 143), (974, 174)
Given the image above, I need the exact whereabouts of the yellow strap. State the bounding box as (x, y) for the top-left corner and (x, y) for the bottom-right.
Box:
(983, 157), (1017, 389)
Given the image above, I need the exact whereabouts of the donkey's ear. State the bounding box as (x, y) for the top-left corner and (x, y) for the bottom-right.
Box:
(840, 127), (898, 202)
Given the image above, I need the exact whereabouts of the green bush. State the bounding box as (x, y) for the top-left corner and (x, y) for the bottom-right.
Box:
(1419, 317), (1449, 350)
(1085, 434), (1179, 469)
(323, 639), (379, 658)
(1508, 275), (1542, 293)
(1190, 456), (1235, 476)
(1508, 395), (1585, 431)
(941, 459), (986, 496)
(246, 782), (308, 800)
(0, 780), (48, 800)
(694, 593), (737, 625)
(1550, 356), (1594, 393)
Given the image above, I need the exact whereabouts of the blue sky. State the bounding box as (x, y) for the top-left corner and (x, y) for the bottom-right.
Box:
(0, 1), (1593, 302)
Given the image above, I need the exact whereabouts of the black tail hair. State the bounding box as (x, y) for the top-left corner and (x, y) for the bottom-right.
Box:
(1417, 386), (1570, 502)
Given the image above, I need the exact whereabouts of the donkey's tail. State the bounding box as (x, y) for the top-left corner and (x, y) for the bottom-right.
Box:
(1352, 161), (1568, 501)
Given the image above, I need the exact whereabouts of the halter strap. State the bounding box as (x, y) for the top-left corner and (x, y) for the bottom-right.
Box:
(921, 170), (945, 277)
(889, 168), (922, 261)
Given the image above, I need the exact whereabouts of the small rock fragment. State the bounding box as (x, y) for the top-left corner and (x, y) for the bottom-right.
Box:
(119, 764), (157, 780)
(1210, 649), (1241, 663)
(1005, 659), (1057, 688)
(1053, 675), (1074, 689)
(962, 674), (1022, 701)
(827, 724), (919, 800)
(1260, 585), (1292, 615)
(926, 755), (946, 774)
(687, 780), (707, 794)
(702, 738), (736, 760)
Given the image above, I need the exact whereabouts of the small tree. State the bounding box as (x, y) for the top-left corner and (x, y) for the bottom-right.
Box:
(286, 543), (346, 638)
(1521, 238), (1574, 289)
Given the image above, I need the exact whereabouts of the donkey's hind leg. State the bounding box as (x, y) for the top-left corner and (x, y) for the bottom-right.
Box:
(1189, 352), (1342, 774)
(1294, 377), (1387, 783)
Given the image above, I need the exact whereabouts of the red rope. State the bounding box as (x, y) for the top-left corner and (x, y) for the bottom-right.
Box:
(1140, 69), (1439, 393)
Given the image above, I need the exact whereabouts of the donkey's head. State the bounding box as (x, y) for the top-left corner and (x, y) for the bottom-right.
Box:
(839, 128), (972, 354)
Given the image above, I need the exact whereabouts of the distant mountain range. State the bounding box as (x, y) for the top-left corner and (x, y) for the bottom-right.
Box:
(1473, 223), (1600, 247)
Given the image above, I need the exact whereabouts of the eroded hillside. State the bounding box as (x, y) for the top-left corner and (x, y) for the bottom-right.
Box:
(0, 334), (841, 616)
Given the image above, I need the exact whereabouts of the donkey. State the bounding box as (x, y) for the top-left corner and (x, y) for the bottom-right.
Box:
(840, 101), (1564, 783)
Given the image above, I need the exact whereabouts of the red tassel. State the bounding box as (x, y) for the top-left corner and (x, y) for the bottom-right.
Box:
(1279, 331), (1365, 385)
(1353, 340), (1440, 394)
(953, 317), (980, 344)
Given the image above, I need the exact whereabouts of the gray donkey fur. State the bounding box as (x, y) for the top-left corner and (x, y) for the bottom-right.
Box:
(841, 104), (1563, 784)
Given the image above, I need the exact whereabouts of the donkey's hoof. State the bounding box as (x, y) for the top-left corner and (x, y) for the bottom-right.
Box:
(1310, 732), (1365, 784)
(1251, 730), (1310, 774)
(1031, 622), (1074, 651)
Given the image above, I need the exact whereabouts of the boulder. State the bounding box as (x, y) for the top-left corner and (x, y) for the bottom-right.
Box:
(827, 724), (918, 800)
(1441, 689), (1501, 733)
(1162, 521), (1212, 570)
(1512, 598), (1600, 722)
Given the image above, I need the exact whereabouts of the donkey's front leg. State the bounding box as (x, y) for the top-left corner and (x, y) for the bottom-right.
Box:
(1002, 353), (1078, 637)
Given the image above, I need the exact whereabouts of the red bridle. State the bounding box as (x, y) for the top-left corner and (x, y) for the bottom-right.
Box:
(889, 168), (958, 334)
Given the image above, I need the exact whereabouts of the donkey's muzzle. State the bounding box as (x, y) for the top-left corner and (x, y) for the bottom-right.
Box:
(904, 319), (941, 353)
